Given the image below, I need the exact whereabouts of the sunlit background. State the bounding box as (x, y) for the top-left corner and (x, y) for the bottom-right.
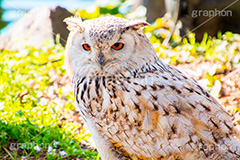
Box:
(0, 0), (98, 32)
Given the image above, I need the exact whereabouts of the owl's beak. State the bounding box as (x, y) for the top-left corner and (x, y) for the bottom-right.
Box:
(98, 51), (104, 66)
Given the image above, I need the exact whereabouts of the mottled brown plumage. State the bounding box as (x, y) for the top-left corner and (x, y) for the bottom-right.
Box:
(64, 16), (240, 160)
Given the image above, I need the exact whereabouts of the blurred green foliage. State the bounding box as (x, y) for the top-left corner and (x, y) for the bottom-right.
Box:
(0, 0), (8, 30)
(0, 40), (98, 159)
(74, 0), (146, 20)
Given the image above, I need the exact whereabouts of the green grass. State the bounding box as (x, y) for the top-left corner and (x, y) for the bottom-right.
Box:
(0, 121), (97, 159)
(0, 40), (98, 159)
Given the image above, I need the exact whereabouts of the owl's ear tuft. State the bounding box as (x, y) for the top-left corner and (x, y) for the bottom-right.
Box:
(64, 17), (85, 32)
(126, 21), (149, 30)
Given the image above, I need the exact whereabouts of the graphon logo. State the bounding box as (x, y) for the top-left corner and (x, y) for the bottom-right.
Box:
(192, 9), (232, 18)
(9, 142), (50, 151)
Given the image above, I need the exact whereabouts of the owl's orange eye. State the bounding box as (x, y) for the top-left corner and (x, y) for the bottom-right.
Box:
(111, 42), (124, 50)
(82, 43), (91, 51)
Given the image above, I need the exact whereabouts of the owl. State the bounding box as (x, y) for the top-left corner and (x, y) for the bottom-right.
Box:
(64, 16), (240, 160)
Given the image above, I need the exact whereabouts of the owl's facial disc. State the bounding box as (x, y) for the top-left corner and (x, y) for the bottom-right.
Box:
(98, 42), (125, 66)
(80, 38), (127, 68)
(64, 16), (151, 77)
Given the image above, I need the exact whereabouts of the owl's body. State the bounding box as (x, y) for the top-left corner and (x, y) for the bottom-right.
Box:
(64, 16), (240, 159)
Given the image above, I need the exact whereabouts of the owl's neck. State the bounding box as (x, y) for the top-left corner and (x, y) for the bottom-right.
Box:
(72, 56), (165, 83)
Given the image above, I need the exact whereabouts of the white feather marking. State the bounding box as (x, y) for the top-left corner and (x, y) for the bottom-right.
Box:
(142, 110), (152, 131)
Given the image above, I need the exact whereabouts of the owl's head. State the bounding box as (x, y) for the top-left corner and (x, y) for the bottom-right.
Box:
(64, 16), (156, 78)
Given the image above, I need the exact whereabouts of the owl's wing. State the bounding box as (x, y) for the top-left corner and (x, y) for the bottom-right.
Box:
(101, 60), (240, 158)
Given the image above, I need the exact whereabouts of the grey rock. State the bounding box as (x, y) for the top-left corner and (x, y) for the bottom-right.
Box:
(0, 6), (73, 50)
